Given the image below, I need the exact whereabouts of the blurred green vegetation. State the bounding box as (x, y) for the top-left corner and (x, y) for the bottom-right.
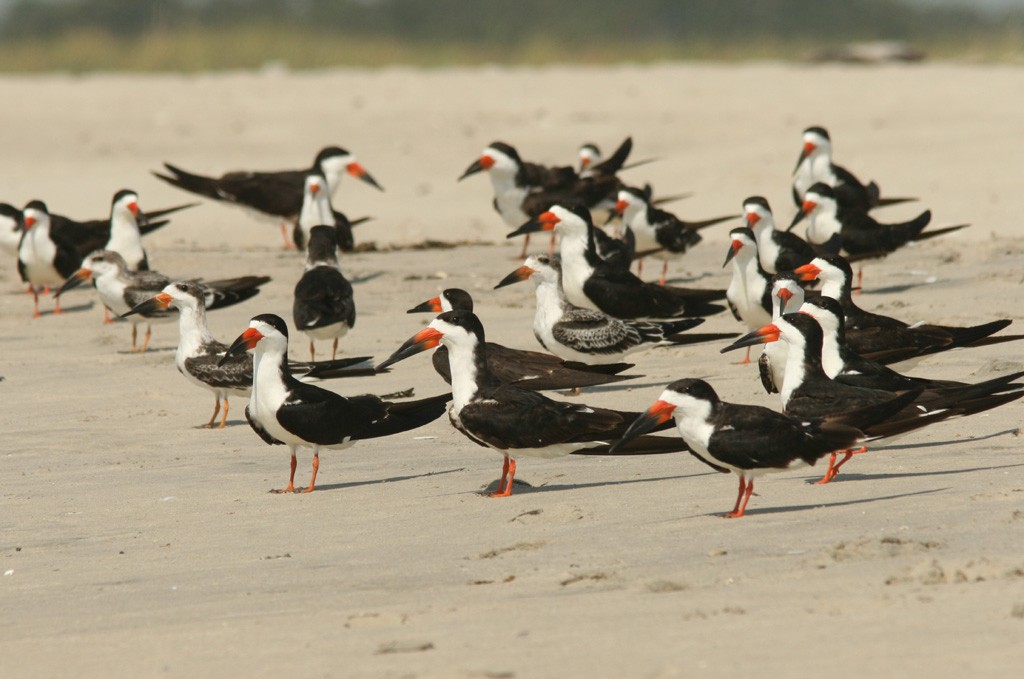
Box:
(0, 0), (1020, 71)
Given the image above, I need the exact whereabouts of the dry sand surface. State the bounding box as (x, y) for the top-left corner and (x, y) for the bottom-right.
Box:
(2, 63), (1023, 677)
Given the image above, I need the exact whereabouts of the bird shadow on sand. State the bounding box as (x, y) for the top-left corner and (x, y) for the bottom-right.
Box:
(350, 271), (385, 285)
(687, 486), (948, 519)
(116, 346), (176, 355)
(478, 470), (721, 497)
(33, 301), (95, 316)
(306, 466), (467, 493)
(818, 461), (1024, 484)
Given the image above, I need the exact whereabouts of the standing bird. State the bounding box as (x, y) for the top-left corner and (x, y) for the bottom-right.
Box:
(612, 378), (869, 518)
(742, 196), (816, 274)
(723, 228), (773, 363)
(509, 204), (726, 319)
(293, 225), (355, 361)
(378, 310), (687, 497)
(103, 189), (152, 272)
(17, 200), (80, 316)
(292, 169), (366, 252)
(405, 287), (637, 391)
(792, 125), (915, 213)
(614, 185), (735, 284)
(154, 146), (382, 248)
(220, 314), (451, 493)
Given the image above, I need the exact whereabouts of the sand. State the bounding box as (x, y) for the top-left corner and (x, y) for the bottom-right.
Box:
(1, 63), (1023, 678)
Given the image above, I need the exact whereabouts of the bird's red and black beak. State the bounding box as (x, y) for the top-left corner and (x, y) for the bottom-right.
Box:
(610, 400), (678, 453)
(219, 327), (263, 366)
(776, 286), (794, 314)
(614, 199), (628, 216)
(787, 200), (816, 231)
(377, 327), (444, 371)
(347, 161), (383, 191)
(407, 295), (443, 314)
(744, 211), (760, 229)
(23, 215), (36, 229)
(54, 268), (92, 298)
(458, 155), (494, 181)
(721, 323), (781, 353)
(722, 238), (743, 267)
(494, 264), (536, 289)
(309, 181), (321, 195)
(793, 262), (822, 283)
(128, 201), (140, 217)
(794, 141), (816, 173)
(507, 210), (559, 239)
(123, 292), (172, 318)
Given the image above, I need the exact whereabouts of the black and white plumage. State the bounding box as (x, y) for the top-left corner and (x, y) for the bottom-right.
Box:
(57, 250), (271, 352)
(104, 189), (151, 272)
(509, 204), (726, 319)
(406, 287), (636, 391)
(154, 146), (382, 248)
(291, 170), (364, 252)
(612, 378), (867, 517)
(794, 254), (1019, 364)
(614, 185), (735, 284)
(293, 225), (355, 360)
(496, 254), (734, 365)
(758, 272), (810, 395)
(723, 227), (773, 333)
(220, 314), (449, 493)
(743, 196), (816, 275)
(377, 310), (688, 496)
(791, 126), (915, 213)
(17, 200), (81, 316)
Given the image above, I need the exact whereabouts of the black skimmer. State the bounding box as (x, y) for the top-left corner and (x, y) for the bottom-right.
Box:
(790, 182), (968, 288)
(723, 227), (773, 363)
(293, 225), (355, 360)
(612, 378), (876, 517)
(459, 139), (632, 257)
(723, 312), (1024, 482)
(0, 203), (23, 259)
(220, 314), (449, 493)
(743, 196), (817, 274)
(406, 287), (637, 391)
(495, 254), (735, 365)
(378, 310), (687, 497)
(17, 200), (81, 316)
(792, 126), (915, 213)
(292, 169), (368, 252)
(614, 185), (736, 284)
(758, 272), (811, 394)
(154, 146), (382, 248)
(103, 189), (155, 272)
(793, 254), (1019, 364)
(58, 250), (270, 352)
(509, 204), (726, 319)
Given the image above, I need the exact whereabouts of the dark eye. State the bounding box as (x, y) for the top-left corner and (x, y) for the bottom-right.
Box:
(177, 283), (188, 292)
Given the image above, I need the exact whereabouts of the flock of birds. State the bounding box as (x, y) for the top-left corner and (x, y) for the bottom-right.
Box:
(4, 127), (1021, 517)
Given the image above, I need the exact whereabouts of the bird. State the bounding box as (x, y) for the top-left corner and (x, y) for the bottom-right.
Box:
(154, 146), (383, 248)
(220, 314), (450, 493)
(17, 200), (81, 317)
(293, 225), (355, 361)
(758, 272), (811, 394)
(102, 189), (155, 272)
(722, 311), (1024, 482)
(742, 196), (817, 275)
(459, 139), (633, 257)
(792, 125), (915, 214)
(723, 227), (773, 363)
(614, 185), (736, 284)
(612, 378), (872, 518)
(793, 254), (1020, 364)
(292, 169), (367, 252)
(406, 287), (638, 391)
(0, 203), (24, 259)
(56, 250), (271, 352)
(377, 310), (688, 497)
(508, 204), (726, 319)
(495, 253), (735, 365)
(790, 182), (968, 288)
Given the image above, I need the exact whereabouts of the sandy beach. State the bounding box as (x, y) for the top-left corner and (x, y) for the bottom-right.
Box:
(2, 63), (1023, 677)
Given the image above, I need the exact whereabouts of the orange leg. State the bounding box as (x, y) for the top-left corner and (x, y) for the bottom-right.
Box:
(139, 325), (153, 353)
(548, 233), (557, 256)
(856, 266), (863, 294)
(734, 346), (752, 365)
(636, 258), (644, 278)
(813, 452), (838, 485)
(130, 325), (138, 352)
(272, 451), (298, 494)
(659, 260), (668, 286)
(309, 340), (315, 362)
(280, 223), (297, 250)
(332, 338), (339, 360)
(814, 446), (868, 484)
(518, 234), (531, 260)
(725, 477), (754, 518)
(103, 307), (113, 324)
(218, 398), (229, 429)
(299, 451), (320, 493)
(32, 289), (41, 318)
(205, 394), (221, 428)
(53, 295), (63, 315)
(489, 456), (517, 497)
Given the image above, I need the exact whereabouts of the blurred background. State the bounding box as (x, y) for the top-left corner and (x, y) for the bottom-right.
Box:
(0, 0), (1021, 71)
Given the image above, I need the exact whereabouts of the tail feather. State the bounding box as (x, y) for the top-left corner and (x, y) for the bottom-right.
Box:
(687, 214), (740, 231)
(573, 433), (691, 456)
(153, 164), (223, 201)
(591, 137), (633, 175)
(357, 393), (452, 440)
(204, 275), (271, 311)
(912, 223), (970, 243)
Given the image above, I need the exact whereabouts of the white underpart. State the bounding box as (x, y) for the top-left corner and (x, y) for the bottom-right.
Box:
(662, 391), (718, 462)
(814, 262), (846, 301)
(106, 197), (146, 271)
(172, 293), (246, 397)
(793, 134), (836, 201)
(726, 240), (771, 330)
(483, 148), (529, 228)
(748, 208), (781, 274)
(437, 324), (481, 417)
(297, 179), (336, 245)
(18, 212), (62, 288)
(0, 214), (21, 256)
(800, 303), (844, 378)
(554, 220), (598, 311)
(803, 194), (842, 246)
(776, 320), (809, 410)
